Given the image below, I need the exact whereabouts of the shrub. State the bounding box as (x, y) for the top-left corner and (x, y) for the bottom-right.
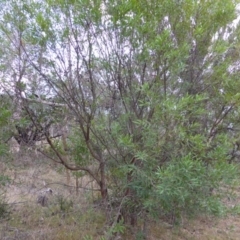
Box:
(0, 190), (10, 221)
(0, 175), (11, 186)
(56, 194), (73, 213)
(152, 154), (237, 222)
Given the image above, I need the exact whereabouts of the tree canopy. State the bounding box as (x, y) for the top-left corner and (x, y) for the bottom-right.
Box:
(1, 0), (240, 234)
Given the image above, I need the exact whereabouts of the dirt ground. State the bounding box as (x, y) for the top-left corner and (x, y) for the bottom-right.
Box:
(1, 151), (240, 240)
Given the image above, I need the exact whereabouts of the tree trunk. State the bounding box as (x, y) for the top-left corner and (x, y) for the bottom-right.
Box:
(99, 161), (108, 201)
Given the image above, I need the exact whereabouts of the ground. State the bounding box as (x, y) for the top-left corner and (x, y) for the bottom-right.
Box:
(1, 151), (240, 240)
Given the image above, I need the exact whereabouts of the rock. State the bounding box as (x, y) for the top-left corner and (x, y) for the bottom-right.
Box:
(37, 188), (53, 207)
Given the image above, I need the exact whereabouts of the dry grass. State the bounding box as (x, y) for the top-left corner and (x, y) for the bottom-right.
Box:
(1, 151), (240, 239)
(0, 151), (106, 240)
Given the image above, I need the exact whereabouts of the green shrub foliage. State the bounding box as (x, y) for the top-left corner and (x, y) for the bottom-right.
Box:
(0, 0), (240, 227)
(153, 155), (237, 221)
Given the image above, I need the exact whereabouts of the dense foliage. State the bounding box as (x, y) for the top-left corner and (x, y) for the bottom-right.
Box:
(1, 0), (240, 234)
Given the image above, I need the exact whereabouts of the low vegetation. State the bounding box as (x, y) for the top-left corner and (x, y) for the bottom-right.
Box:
(0, 151), (239, 239)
